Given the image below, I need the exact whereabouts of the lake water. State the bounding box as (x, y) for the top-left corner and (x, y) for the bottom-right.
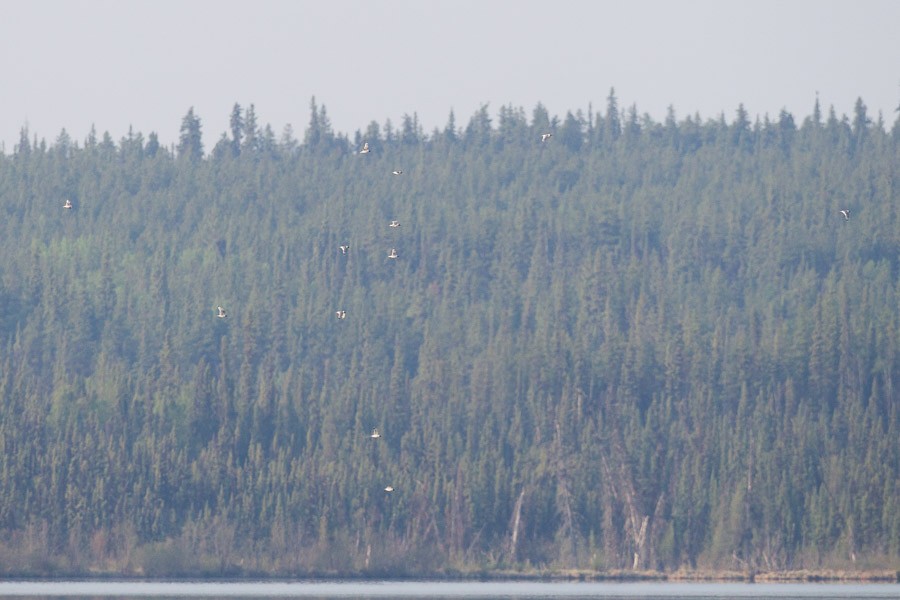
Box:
(0, 581), (898, 599)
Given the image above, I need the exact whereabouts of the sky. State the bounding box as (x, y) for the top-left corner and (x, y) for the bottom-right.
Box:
(1, 0), (898, 152)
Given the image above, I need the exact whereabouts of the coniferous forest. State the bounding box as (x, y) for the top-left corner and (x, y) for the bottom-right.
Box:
(0, 93), (899, 577)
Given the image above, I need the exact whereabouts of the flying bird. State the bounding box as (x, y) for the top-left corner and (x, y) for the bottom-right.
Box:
(839, 209), (850, 221)
(384, 486), (395, 493)
(339, 244), (350, 255)
(370, 428), (381, 439)
(63, 199), (73, 209)
(389, 220), (400, 228)
(541, 133), (552, 142)
(388, 248), (398, 259)
(392, 169), (403, 175)
(358, 142), (370, 154)
(216, 306), (227, 319)
(336, 310), (347, 319)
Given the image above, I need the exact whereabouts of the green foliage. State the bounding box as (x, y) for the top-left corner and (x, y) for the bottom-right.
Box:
(0, 97), (898, 576)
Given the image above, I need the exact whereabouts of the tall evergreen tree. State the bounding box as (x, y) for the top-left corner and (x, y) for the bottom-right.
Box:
(177, 107), (203, 162)
(604, 87), (621, 142)
(230, 103), (244, 156)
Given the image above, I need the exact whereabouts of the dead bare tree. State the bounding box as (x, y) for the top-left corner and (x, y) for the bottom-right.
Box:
(599, 433), (665, 570)
(508, 486), (527, 563)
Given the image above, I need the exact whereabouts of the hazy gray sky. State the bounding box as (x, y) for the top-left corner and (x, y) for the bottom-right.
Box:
(2, 0), (898, 152)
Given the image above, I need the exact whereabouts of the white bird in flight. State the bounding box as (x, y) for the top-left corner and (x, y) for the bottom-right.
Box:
(339, 244), (350, 255)
(63, 199), (73, 209)
(216, 306), (227, 319)
(336, 310), (347, 319)
(392, 169), (403, 175)
(388, 248), (398, 259)
(839, 209), (850, 221)
(384, 486), (395, 493)
(389, 220), (400, 228)
(541, 133), (552, 142)
(359, 142), (370, 154)
(370, 428), (381, 439)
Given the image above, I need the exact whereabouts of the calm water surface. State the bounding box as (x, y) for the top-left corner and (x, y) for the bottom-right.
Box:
(0, 581), (898, 600)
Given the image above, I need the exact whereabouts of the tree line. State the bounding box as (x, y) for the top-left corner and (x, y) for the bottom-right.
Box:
(0, 91), (898, 576)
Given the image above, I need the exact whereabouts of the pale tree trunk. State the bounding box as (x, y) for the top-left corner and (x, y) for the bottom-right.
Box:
(508, 487), (527, 563)
(448, 466), (468, 561)
(600, 445), (664, 570)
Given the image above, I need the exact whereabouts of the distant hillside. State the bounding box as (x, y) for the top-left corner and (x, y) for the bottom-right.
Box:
(0, 96), (898, 576)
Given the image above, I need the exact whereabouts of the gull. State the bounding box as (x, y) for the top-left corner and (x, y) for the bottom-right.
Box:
(370, 428), (381, 439)
(541, 133), (552, 142)
(336, 310), (347, 319)
(358, 141), (370, 154)
(339, 244), (350, 255)
(392, 169), (403, 175)
(384, 486), (395, 493)
(63, 199), (73, 209)
(839, 209), (850, 221)
(216, 306), (227, 319)
(389, 220), (400, 228)
(388, 248), (398, 259)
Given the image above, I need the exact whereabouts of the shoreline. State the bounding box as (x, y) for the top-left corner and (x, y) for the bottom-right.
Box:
(3, 568), (898, 584)
(475, 569), (900, 584)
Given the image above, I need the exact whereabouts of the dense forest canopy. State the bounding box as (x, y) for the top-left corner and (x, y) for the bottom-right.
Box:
(0, 93), (898, 576)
